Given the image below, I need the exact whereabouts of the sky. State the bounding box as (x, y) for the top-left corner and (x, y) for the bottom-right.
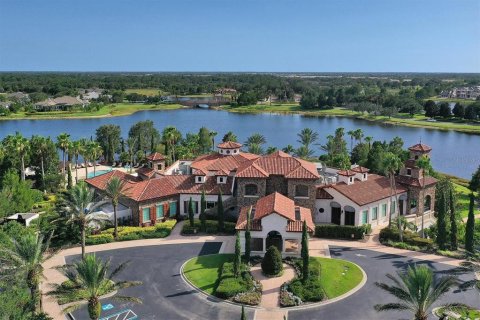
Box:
(0, 0), (479, 72)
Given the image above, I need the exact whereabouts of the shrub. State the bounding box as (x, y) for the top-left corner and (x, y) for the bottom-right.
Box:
(315, 224), (365, 240)
(215, 262), (253, 299)
(261, 246), (283, 276)
(233, 291), (261, 305)
(85, 234), (114, 245)
(380, 227), (434, 250)
(289, 277), (325, 302)
(181, 219), (236, 235)
(410, 237), (434, 249)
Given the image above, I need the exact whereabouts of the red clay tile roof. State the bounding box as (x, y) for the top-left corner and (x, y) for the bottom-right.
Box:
(337, 170), (356, 176)
(193, 169), (207, 176)
(316, 186), (334, 199)
(217, 141), (243, 149)
(146, 152), (165, 161)
(396, 175), (437, 188)
(264, 150), (291, 158)
(136, 167), (156, 178)
(87, 171), (232, 203)
(330, 174), (408, 206)
(235, 193), (314, 232)
(236, 153), (319, 179)
(191, 152), (259, 175)
(351, 166), (370, 173)
(408, 143), (432, 152)
(215, 169), (229, 176)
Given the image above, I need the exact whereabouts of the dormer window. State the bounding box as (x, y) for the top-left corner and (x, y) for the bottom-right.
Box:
(407, 168), (412, 176)
(217, 176), (226, 184)
(195, 176), (206, 183)
(363, 174), (366, 180)
(349, 177), (353, 183)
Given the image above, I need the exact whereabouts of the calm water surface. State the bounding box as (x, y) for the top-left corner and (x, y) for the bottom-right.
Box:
(0, 109), (478, 179)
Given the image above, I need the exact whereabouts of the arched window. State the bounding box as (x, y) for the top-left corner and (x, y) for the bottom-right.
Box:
(295, 185), (309, 197)
(424, 195), (431, 211)
(245, 184), (258, 196)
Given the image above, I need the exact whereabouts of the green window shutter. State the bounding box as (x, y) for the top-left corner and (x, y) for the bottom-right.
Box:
(381, 204), (387, 217)
(169, 202), (177, 216)
(157, 204), (164, 218)
(142, 208), (151, 222)
(362, 210), (368, 224)
(372, 207), (378, 220)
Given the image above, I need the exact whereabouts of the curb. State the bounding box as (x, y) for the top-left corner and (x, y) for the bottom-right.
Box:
(180, 254), (263, 310)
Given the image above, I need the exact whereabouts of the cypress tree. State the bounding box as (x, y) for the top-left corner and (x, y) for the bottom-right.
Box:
(261, 246), (283, 276)
(301, 220), (309, 282)
(217, 190), (224, 232)
(436, 190), (447, 250)
(244, 207), (252, 263)
(449, 188), (458, 251)
(234, 232), (241, 277)
(241, 305), (246, 320)
(200, 190), (207, 232)
(465, 193), (476, 254)
(188, 197), (194, 228)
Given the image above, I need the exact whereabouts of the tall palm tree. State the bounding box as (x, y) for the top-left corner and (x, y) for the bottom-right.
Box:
(6, 132), (30, 181)
(374, 265), (465, 320)
(416, 155), (433, 238)
(222, 131), (238, 143)
(209, 130), (218, 151)
(282, 144), (295, 154)
(49, 254), (142, 320)
(64, 182), (107, 259)
(382, 152), (404, 236)
(56, 133), (71, 175)
(353, 128), (364, 145)
(0, 232), (53, 314)
(71, 140), (83, 184)
(30, 135), (50, 191)
(245, 133), (266, 152)
(104, 176), (128, 240)
(162, 126), (182, 163)
(89, 142), (103, 177)
(364, 136), (373, 150)
(297, 128), (319, 152)
(347, 130), (355, 154)
(295, 145), (314, 159)
(126, 137), (136, 172)
(78, 138), (90, 179)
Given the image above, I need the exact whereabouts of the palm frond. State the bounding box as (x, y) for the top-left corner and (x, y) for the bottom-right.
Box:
(113, 280), (143, 290)
(374, 303), (410, 312)
(109, 261), (130, 279)
(62, 302), (84, 314)
(111, 295), (143, 304)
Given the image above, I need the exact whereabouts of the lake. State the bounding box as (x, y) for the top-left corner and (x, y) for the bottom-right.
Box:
(0, 109), (479, 179)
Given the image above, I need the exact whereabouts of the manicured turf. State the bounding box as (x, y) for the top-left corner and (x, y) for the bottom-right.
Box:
(183, 254), (233, 294)
(125, 88), (167, 96)
(453, 182), (478, 218)
(314, 257), (364, 299)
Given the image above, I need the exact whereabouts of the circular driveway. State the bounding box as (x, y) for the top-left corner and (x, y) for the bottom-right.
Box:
(289, 246), (480, 320)
(67, 242), (479, 320)
(68, 242), (253, 320)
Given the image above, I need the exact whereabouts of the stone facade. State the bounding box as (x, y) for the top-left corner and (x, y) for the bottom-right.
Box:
(236, 177), (267, 208)
(287, 179), (317, 212)
(405, 185), (436, 216)
(266, 175), (288, 195)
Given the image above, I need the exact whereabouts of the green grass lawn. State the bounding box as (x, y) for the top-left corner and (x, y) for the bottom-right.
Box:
(124, 88), (167, 96)
(0, 103), (183, 120)
(453, 183), (478, 218)
(183, 254), (233, 295)
(314, 257), (363, 299)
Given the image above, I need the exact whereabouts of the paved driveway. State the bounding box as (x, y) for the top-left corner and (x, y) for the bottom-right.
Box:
(68, 242), (252, 320)
(289, 246), (480, 320)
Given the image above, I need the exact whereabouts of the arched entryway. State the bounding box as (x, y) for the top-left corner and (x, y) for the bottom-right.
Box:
(344, 205), (355, 226)
(330, 201), (341, 225)
(266, 230), (283, 252)
(424, 195), (431, 211)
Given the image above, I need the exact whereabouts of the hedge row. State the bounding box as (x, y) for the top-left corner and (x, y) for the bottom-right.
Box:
(285, 258), (325, 302)
(86, 220), (177, 245)
(379, 227), (434, 249)
(181, 219), (236, 235)
(315, 224), (366, 240)
(215, 262), (253, 299)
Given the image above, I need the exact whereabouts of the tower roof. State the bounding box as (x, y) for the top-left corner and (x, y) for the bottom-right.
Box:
(217, 141), (242, 149)
(408, 143), (432, 152)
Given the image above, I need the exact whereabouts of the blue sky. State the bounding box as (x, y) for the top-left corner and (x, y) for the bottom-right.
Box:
(0, 0), (479, 72)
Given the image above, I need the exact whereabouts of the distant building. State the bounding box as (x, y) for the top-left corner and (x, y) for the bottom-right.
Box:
(79, 88), (105, 100)
(440, 86), (480, 100)
(34, 96), (87, 111)
(7, 92), (30, 102)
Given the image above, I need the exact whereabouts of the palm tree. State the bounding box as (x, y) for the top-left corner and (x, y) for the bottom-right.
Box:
(104, 176), (128, 240)
(209, 130), (218, 151)
(295, 145), (314, 159)
(222, 131), (238, 143)
(297, 128), (319, 152)
(49, 254), (142, 320)
(30, 135), (50, 191)
(89, 142), (103, 177)
(353, 128), (364, 145)
(71, 140), (83, 184)
(364, 136), (373, 150)
(245, 133), (266, 152)
(347, 130), (355, 154)
(0, 232), (53, 314)
(78, 138), (90, 179)
(6, 132), (30, 181)
(382, 152), (404, 236)
(162, 126), (182, 163)
(374, 265), (465, 320)
(64, 182), (107, 259)
(416, 155), (433, 238)
(56, 133), (71, 175)
(126, 137), (136, 172)
(282, 144), (295, 154)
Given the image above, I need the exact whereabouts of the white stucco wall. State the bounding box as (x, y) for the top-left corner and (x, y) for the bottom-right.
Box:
(314, 187), (407, 227)
(238, 213), (302, 255)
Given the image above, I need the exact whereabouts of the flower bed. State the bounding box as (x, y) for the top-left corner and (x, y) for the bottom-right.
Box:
(86, 219), (177, 245)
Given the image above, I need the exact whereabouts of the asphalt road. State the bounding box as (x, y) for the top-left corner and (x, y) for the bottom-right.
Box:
(289, 246), (480, 320)
(67, 242), (253, 320)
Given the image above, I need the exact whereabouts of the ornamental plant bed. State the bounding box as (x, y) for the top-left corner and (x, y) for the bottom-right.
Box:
(315, 224), (366, 240)
(181, 219), (236, 235)
(86, 219), (177, 245)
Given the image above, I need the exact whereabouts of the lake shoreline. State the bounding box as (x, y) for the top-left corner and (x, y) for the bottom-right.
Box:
(1, 103), (479, 135)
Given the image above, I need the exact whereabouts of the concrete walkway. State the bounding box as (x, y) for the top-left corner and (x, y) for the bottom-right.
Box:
(251, 264), (295, 320)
